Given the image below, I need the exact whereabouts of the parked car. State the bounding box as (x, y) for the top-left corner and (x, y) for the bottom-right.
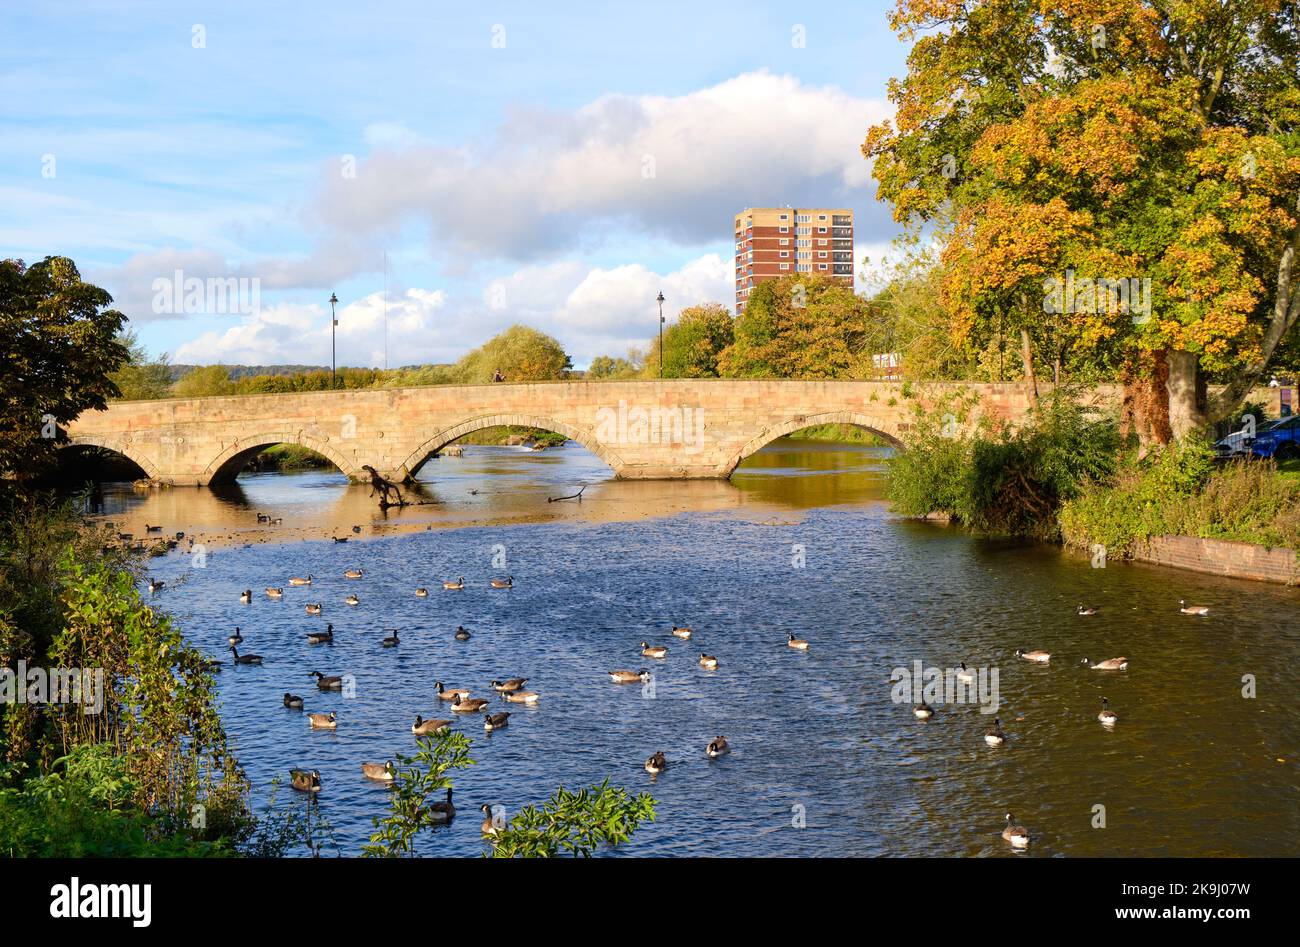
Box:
(1248, 415), (1300, 460)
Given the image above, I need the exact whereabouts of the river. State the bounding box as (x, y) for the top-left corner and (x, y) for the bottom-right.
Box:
(86, 438), (1300, 857)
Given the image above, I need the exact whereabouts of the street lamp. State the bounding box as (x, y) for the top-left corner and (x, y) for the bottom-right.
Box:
(657, 291), (665, 376)
(329, 292), (339, 389)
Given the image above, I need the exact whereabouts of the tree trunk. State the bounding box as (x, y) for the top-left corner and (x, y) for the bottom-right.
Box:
(1019, 327), (1038, 404)
(1167, 349), (1207, 438)
(1120, 351), (1173, 450)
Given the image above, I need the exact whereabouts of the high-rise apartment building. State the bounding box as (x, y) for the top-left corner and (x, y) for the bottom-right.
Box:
(733, 207), (854, 313)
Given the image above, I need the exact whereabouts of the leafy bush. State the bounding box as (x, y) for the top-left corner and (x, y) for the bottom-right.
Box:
(487, 779), (657, 858)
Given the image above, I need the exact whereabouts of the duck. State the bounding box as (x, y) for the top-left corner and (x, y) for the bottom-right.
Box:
(424, 787), (455, 823)
(1001, 813), (1030, 849)
(671, 626), (693, 639)
(787, 633), (810, 651)
(265, 587), (283, 598)
(381, 630), (399, 648)
(289, 574), (314, 586)
(352, 525), (362, 534)
(699, 654), (719, 670)
(502, 690), (539, 704)
(147, 578), (164, 594)
(290, 769), (321, 793)
(491, 678), (528, 693)
(239, 589), (252, 604)
(344, 569), (363, 579)
(411, 715), (451, 736)
(484, 712), (511, 731)
(640, 641), (668, 659)
(443, 577), (464, 590)
(706, 736), (729, 758)
(283, 692), (304, 709)
(1179, 599), (1210, 616)
(270, 517), (283, 525)
(332, 536), (349, 543)
(1098, 697), (1118, 726)
(305, 603), (323, 616)
(609, 669), (651, 683)
(435, 681), (470, 701)
(914, 701), (934, 719)
(307, 711), (337, 730)
(311, 670), (344, 690)
(200, 659), (224, 674)
(228, 627), (243, 645)
(145, 523), (162, 533)
(1015, 649), (1051, 663)
(362, 760), (395, 782)
(480, 804), (500, 837)
(230, 646), (262, 665)
(344, 594), (360, 606)
(256, 513), (270, 523)
(984, 717), (1006, 746)
(490, 576), (513, 589)
(415, 588), (428, 598)
(306, 624), (334, 645)
(1077, 604), (1099, 616)
(956, 662), (976, 682)
(1082, 656), (1128, 671)
(454, 626), (471, 641)
(451, 694), (490, 713)
(644, 751), (667, 775)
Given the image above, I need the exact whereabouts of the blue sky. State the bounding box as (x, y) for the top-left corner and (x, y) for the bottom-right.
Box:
(1, 1), (909, 367)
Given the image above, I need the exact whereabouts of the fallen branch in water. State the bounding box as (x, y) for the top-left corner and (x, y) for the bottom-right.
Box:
(547, 485), (587, 503)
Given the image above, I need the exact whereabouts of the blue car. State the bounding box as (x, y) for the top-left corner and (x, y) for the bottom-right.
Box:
(1249, 415), (1300, 460)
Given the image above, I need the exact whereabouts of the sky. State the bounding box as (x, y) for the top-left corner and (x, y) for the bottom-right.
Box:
(1, 1), (910, 369)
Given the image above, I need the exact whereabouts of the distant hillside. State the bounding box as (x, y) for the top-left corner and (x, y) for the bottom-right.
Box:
(167, 364), (327, 381)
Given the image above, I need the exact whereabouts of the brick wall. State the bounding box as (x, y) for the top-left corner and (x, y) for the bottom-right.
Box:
(1134, 535), (1300, 585)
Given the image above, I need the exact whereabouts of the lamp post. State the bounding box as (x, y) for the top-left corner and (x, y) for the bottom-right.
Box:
(329, 292), (339, 389)
(657, 291), (665, 376)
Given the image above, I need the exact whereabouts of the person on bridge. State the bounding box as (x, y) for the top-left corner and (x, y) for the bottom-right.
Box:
(492, 370), (506, 383)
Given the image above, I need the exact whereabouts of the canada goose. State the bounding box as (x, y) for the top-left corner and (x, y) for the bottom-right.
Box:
(305, 603), (323, 616)
(344, 569), (363, 579)
(411, 715), (451, 735)
(491, 678), (528, 693)
(333, 536), (349, 543)
(352, 525), (362, 534)
(362, 760), (395, 781)
(443, 577), (464, 590)
(484, 712), (511, 731)
(480, 804), (500, 837)
(984, 717), (1006, 746)
(256, 513), (270, 523)
(1082, 656), (1128, 671)
(239, 589), (252, 604)
(415, 588), (428, 597)
(381, 630), (399, 647)
(1002, 813), (1030, 849)
(787, 633), (810, 651)
(306, 624), (334, 645)
(145, 523), (162, 533)
(230, 646), (262, 665)
(609, 669), (651, 683)
(490, 576), (513, 589)
(914, 701), (934, 719)
(270, 517), (283, 525)
(425, 787), (455, 823)
(671, 626), (693, 639)
(116, 532), (133, 541)
(1179, 599), (1210, 616)
(200, 659), (224, 673)
(148, 578), (164, 594)
(451, 694), (490, 713)
(645, 751), (667, 775)
(344, 594), (360, 606)
(283, 693), (304, 709)
(289, 574), (313, 586)
(307, 711), (337, 729)
(228, 627), (243, 645)
(1077, 604), (1099, 616)
(266, 587), (283, 598)
(435, 681), (470, 700)
(454, 626), (471, 641)
(640, 641), (668, 658)
(699, 654), (719, 669)
(502, 690), (539, 704)
(706, 736), (729, 758)
(1015, 649), (1051, 663)
(1098, 697), (1118, 726)
(311, 670), (344, 690)
(956, 662), (976, 682)
(290, 768), (321, 793)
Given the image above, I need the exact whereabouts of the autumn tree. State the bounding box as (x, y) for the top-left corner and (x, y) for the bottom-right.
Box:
(172, 364), (235, 398)
(109, 330), (172, 401)
(646, 303), (735, 378)
(865, 0), (1300, 442)
(455, 325), (572, 383)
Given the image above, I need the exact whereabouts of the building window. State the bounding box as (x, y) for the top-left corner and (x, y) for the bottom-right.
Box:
(779, 226), (788, 233)
(779, 251), (789, 258)
(779, 238), (788, 245)
(780, 263), (789, 270)
(819, 251), (827, 258)
(819, 263), (828, 270)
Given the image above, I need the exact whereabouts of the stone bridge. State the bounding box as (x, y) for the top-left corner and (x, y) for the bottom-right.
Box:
(62, 379), (1117, 485)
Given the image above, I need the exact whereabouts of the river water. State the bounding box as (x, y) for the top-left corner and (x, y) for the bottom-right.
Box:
(88, 439), (1300, 857)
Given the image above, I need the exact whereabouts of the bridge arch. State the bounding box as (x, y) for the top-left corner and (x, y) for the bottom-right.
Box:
(724, 411), (904, 477)
(401, 413), (625, 477)
(61, 436), (163, 481)
(203, 431), (360, 484)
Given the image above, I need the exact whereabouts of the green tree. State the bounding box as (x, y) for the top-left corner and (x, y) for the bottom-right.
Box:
(109, 330), (172, 401)
(455, 325), (572, 383)
(0, 257), (128, 477)
(487, 779), (657, 858)
(586, 352), (643, 380)
(172, 365), (235, 398)
(647, 303), (734, 378)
